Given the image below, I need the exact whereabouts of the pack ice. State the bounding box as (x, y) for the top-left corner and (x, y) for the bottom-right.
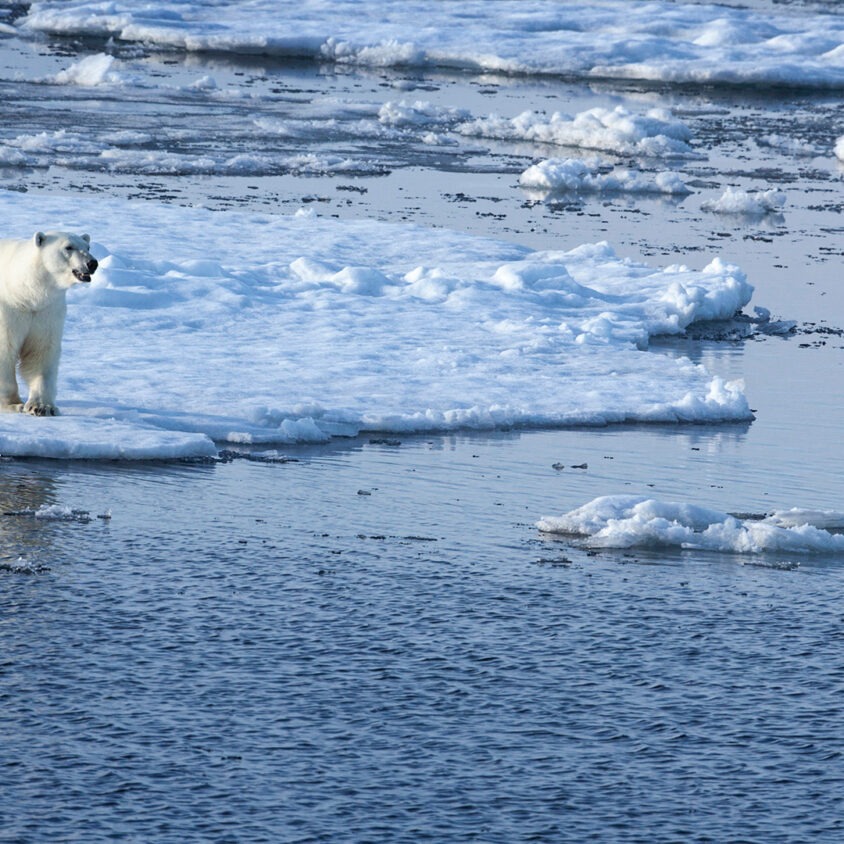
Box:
(18, 1), (844, 89)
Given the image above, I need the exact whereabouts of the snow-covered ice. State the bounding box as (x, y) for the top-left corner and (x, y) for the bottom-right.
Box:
(702, 187), (786, 216)
(537, 495), (844, 555)
(458, 107), (696, 158)
(0, 189), (754, 460)
(519, 159), (691, 197)
(17, 1), (844, 88)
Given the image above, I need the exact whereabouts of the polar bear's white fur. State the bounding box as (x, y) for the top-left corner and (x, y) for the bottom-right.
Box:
(0, 231), (97, 416)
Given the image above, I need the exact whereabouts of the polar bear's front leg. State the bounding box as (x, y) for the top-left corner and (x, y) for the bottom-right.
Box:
(20, 325), (62, 417)
(22, 364), (60, 416)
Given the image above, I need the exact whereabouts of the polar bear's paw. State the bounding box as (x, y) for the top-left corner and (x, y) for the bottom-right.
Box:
(23, 400), (59, 417)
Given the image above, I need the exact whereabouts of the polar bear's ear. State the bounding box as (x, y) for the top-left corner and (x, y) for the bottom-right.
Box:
(81, 234), (91, 244)
(34, 232), (45, 247)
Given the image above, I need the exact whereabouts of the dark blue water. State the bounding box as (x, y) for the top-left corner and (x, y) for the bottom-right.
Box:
(2, 432), (843, 843)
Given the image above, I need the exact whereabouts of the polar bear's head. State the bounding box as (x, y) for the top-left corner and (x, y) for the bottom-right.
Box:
(33, 231), (99, 287)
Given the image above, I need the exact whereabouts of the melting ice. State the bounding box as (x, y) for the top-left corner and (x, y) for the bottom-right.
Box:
(0, 190), (754, 459)
(17, 1), (844, 88)
(538, 496), (844, 556)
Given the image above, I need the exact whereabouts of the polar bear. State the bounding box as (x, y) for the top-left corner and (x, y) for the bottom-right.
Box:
(0, 231), (97, 416)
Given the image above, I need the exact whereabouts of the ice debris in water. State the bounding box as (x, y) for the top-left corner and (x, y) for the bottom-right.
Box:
(53, 53), (123, 86)
(519, 158), (691, 196)
(0, 557), (46, 575)
(701, 187), (786, 216)
(458, 106), (696, 158)
(537, 495), (844, 555)
(378, 100), (470, 127)
(2, 505), (110, 523)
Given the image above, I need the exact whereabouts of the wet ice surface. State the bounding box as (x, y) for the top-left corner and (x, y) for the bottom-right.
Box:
(2, 6), (844, 842)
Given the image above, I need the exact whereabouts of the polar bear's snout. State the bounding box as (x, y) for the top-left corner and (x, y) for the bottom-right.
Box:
(73, 257), (98, 283)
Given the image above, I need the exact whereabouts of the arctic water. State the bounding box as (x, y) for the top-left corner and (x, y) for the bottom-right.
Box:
(1, 2), (843, 842)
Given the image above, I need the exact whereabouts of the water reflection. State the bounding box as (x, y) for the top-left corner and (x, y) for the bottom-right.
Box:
(0, 467), (58, 566)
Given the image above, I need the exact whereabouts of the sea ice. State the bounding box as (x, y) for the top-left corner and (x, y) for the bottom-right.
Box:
(458, 107), (696, 158)
(53, 53), (122, 86)
(17, 1), (844, 89)
(519, 158), (691, 196)
(537, 495), (844, 555)
(701, 187), (786, 216)
(378, 100), (470, 127)
(0, 189), (755, 460)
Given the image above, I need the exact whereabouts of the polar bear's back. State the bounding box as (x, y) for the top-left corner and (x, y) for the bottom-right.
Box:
(0, 236), (29, 254)
(0, 236), (36, 274)
(0, 237), (41, 307)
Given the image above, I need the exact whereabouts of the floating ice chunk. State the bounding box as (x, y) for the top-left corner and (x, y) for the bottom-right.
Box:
(765, 509), (844, 531)
(459, 106), (696, 158)
(757, 134), (822, 158)
(702, 187), (786, 216)
(283, 153), (385, 175)
(835, 136), (844, 162)
(378, 100), (469, 127)
(537, 495), (844, 555)
(519, 157), (691, 195)
(189, 74), (218, 90)
(54, 53), (122, 86)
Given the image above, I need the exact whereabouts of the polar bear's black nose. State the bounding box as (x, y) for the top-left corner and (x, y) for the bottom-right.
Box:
(87, 258), (98, 273)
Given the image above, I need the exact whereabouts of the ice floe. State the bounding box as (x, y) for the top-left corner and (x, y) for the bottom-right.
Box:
(519, 158), (691, 196)
(53, 52), (123, 86)
(537, 495), (844, 555)
(17, 1), (844, 88)
(702, 187), (786, 216)
(0, 189), (755, 460)
(458, 107), (696, 158)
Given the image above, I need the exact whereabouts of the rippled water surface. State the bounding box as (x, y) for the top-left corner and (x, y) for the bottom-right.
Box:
(2, 429), (843, 843)
(2, 3), (844, 840)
